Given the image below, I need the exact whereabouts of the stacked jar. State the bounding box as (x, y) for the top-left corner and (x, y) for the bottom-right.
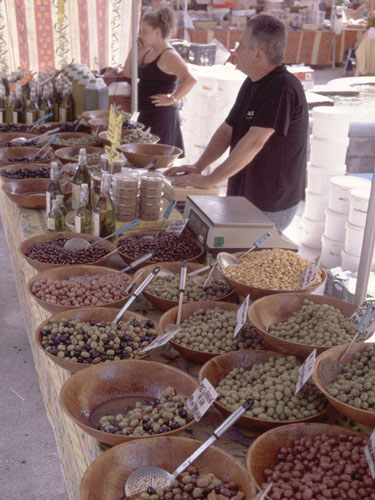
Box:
(112, 171), (140, 221)
(140, 172), (164, 221)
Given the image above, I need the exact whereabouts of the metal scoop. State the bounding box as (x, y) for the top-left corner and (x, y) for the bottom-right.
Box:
(165, 261), (187, 332)
(28, 133), (59, 161)
(217, 232), (271, 269)
(63, 218), (140, 250)
(143, 199), (177, 242)
(10, 113), (53, 142)
(124, 397), (254, 497)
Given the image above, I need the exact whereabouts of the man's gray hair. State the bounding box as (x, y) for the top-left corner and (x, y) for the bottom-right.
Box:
(246, 14), (286, 65)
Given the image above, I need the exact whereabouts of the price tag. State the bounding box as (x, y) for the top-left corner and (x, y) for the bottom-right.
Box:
(252, 483), (273, 500)
(187, 379), (218, 422)
(365, 430), (375, 479)
(166, 218), (188, 236)
(350, 300), (375, 340)
(140, 328), (180, 353)
(299, 255), (320, 289)
(104, 104), (123, 165)
(295, 349), (317, 395)
(233, 295), (250, 338)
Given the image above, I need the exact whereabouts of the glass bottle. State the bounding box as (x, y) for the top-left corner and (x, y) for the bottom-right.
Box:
(46, 161), (62, 217)
(13, 86), (25, 123)
(56, 194), (67, 217)
(47, 198), (65, 232)
(75, 183), (92, 234)
(72, 148), (91, 209)
(6, 91), (15, 123)
(25, 88), (39, 125)
(58, 84), (71, 122)
(0, 86), (6, 124)
(39, 85), (51, 119)
(93, 172), (115, 237)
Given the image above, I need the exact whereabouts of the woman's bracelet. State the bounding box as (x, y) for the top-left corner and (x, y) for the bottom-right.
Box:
(168, 93), (178, 103)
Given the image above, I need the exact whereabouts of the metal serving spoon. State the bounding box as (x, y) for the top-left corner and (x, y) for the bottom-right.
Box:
(165, 261), (187, 332)
(217, 232), (271, 269)
(10, 113), (54, 144)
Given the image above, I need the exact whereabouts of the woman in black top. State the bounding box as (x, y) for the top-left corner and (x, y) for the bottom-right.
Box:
(123, 6), (197, 152)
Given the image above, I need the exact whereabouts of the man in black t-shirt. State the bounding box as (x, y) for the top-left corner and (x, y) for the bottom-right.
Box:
(165, 14), (308, 232)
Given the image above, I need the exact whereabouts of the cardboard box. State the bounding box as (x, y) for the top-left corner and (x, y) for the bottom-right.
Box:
(287, 65), (315, 90)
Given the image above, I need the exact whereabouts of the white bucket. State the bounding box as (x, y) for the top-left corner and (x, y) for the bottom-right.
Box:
(341, 249), (360, 272)
(312, 106), (350, 141)
(349, 186), (371, 228)
(310, 135), (349, 169)
(321, 234), (344, 269)
(345, 221), (364, 257)
(324, 207), (347, 242)
(329, 175), (370, 214)
(307, 163), (346, 195)
(301, 216), (325, 249)
(304, 189), (329, 222)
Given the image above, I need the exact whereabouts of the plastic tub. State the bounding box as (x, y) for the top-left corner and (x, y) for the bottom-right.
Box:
(307, 163), (346, 195)
(344, 221), (364, 258)
(310, 135), (349, 169)
(312, 106), (350, 141)
(301, 216), (325, 249)
(304, 189), (329, 222)
(329, 175), (370, 214)
(341, 249), (360, 272)
(324, 207), (348, 243)
(320, 234), (344, 269)
(349, 187), (371, 228)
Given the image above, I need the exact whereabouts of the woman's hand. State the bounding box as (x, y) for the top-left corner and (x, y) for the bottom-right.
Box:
(164, 164), (198, 176)
(150, 93), (176, 107)
(172, 174), (215, 189)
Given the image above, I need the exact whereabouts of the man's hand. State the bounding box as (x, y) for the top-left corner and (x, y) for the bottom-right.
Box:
(164, 164), (198, 177)
(172, 174), (215, 189)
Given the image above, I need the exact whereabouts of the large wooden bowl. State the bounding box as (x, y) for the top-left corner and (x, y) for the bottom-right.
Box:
(115, 231), (205, 268)
(59, 359), (198, 446)
(313, 342), (375, 427)
(118, 143), (182, 169)
(98, 130), (160, 147)
(88, 117), (144, 135)
(19, 231), (116, 271)
(248, 293), (357, 358)
(55, 145), (104, 164)
(246, 423), (366, 492)
(159, 301), (251, 363)
(134, 262), (234, 311)
(27, 264), (133, 314)
(0, 132), (38, 146)
(2, 178), (71, 209)
(0, 146), (55, 167)
(80, 436), (256, 500)
(0, 163), (51, 183)
(36, 307), (160, 373)
(199, 350), (328, 430)
(40, 132), (101, 150)
(37, 121), (91, 134)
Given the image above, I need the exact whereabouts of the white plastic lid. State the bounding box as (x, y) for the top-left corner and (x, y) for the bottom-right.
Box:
(330, 175), (370, 189)
(312, 106), (351, 118)
(350, 186), (371, 200)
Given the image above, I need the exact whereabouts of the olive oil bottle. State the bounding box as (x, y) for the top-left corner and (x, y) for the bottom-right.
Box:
(46, 162), (62, 217)
(93, 172), (115, 237)
(75, 183), (92, 234)
(72, 148), (91, 210)
(25, 88), (39, 125)
(47, 198), (65, 232)
(56, 194), (67, 217)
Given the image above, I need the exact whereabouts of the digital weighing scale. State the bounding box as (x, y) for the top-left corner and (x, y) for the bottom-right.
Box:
(183, 195), (298, 254)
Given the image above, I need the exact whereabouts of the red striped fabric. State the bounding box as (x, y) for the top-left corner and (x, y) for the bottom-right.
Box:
(33, 0), (55, 70)
(96, 0), (108, 69)
(15, 0), (30, 69)
(77, 0), (90, 66)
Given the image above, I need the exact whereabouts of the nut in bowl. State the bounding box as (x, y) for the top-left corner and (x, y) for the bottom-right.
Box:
(248, 293), (357, 358)
(118, 143), (182, 169)
(59, 360), (198, 446)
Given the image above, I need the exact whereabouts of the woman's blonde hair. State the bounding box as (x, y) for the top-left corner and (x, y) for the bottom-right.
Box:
(142, 5), (177, 39)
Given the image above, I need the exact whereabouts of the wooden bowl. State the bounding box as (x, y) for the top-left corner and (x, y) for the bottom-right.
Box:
(80, 435), (256, 499)
(35, 307), (160, 373)
(55, 145), (104, 164)
(19, 231), (116, 271)
(198, 350), (328, 430)
(134, 262), (234, 311)
(27, 264), (134, 314)
(115, 231), (205, 267)
(98, 130), (160, 147)
(2, 178), (71, 209)
(246, 422), (366, 491)
(313, 342), (375, 427)
(118, 143), (183, 169)
(0, 146), (55, 167)
(40, 132), (101, 150)
(248, 293), (357, 358)
(0, 163), (51, 183)
(82, 110), (109, 121)
(0, 132), (38, 146)
(88, 117), (144, 135)
(59, 359), (198, 446)
(37, 121), (92, 134)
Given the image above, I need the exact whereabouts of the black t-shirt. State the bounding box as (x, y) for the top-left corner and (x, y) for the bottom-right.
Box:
(225, 65), (308, 212)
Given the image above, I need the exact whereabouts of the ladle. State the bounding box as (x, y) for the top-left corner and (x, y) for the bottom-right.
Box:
(10, 122), (57, 146)
(143, 199), (177, 241)
(165, 261), (187, 332)
(28, 133), (60, 161)
(124, 397), (254, 496)
(217, 231), (271, 269)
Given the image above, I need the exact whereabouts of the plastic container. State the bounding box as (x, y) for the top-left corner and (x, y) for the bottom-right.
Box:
(320, 234), (344, 269)
(140, 203), (162, 221)
(312, 106), (350, 141)
(324, 207), (348, 242)
(349, 186), (371, 228)
(75, 75), (90, 117)
(109, 158), (126, 175)
(83, 78), (109, 112)
(310, 135), (349, 169)
(301, 215), (325, 249)
(344, 221), (364, 258)
(307, 163), (346, 195)
(140, 172), (164, 195)
(329, 175), (370, 214)
(113, 171), (139, 190)
(304, 189), (329, 222)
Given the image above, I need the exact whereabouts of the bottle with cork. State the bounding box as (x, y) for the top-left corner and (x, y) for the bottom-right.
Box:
(93, 172), (115, 237)
(46, 161), (62, 217)
(72, 148), (91, 210)
(75, 183), (92, 234)
(47, 198), (65, 232)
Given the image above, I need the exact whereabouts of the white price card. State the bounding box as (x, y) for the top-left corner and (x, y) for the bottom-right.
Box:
(365, 430), (375, 479)
(251, 483), (273, 500)
(166, 218), (188, 236)
(295, 349), (317, 395)
(187, 378), (218, 422)
(350, 300), (375, 340)
(233, 295), (250, 338)
(299, 256), (320, 289)
(141, 328), (180, 353)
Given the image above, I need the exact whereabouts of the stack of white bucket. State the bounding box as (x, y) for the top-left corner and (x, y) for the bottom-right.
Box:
(302, 107), (350, 251)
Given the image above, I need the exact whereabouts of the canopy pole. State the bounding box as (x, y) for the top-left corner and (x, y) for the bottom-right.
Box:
(131, 0), (138, 114)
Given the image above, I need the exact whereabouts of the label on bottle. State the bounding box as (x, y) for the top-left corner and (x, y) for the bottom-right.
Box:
(12, 111), (18, 124)
(72, 184), (81, 210)
(75, 214), (81, 233)
(26, 111), (34, 125)
(0, 111), (3, 124)
(47, 217), (55, 231)
(59, 107), (66, 122)
(93, 212), (100, 237)
(39, 110), (45, 118)
(46, 192), (51, 217)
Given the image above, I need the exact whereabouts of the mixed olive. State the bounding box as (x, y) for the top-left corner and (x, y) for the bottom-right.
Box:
(1, 166), (50, 179)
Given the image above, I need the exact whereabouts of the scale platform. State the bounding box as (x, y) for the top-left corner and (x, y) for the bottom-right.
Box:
(183, 195), (298, 254)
